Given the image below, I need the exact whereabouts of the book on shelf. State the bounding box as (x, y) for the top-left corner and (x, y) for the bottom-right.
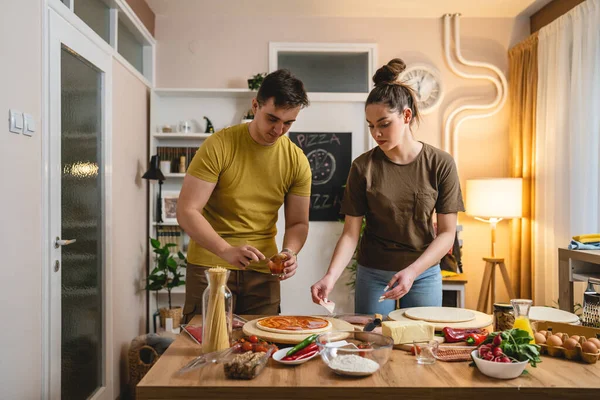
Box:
(156, 226), (186, 253)
(157, 146), (199, 173)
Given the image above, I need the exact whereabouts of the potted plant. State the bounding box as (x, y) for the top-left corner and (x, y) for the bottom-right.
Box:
(247, 73), (267, 90)
(241, 108), (254, 124)
(146, 238), (187, 328)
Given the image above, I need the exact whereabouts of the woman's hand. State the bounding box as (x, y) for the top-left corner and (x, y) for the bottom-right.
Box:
(310, 275), (336, 304)
(382, 267), (418, 300)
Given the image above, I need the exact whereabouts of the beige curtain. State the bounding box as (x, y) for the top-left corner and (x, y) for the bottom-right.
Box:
(508, 33), (538, 300)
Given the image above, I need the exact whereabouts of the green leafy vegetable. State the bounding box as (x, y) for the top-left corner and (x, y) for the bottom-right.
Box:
(481, 329), (542, 367)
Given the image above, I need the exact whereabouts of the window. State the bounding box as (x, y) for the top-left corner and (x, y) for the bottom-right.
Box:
(118, 19), (144, 74)
(270, 43), (377, 94)
(74, 0), (111, 44)
(53, 0), (156, 85)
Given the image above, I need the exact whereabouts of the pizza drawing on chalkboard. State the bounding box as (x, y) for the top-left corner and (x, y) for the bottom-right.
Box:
(307, 149), (336, 185)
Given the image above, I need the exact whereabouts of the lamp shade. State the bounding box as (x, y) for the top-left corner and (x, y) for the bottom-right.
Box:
(466, 178), (523, 219)
(142, 155), (165, 181)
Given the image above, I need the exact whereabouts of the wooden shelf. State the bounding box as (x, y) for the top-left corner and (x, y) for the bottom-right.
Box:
(152, 221), (179, 226)
(154, 88), (369, 102)
(153, 133), (212, 139)
(154, 88), (255, 98)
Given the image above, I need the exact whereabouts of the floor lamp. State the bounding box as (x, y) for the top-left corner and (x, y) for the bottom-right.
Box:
(466, 178), (523, 313)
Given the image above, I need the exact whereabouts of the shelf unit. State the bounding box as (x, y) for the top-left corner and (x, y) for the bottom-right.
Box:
(148, 88), (261, 332)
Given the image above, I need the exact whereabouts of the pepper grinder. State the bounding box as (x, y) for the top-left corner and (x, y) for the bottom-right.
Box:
(179, 155), (186, 173)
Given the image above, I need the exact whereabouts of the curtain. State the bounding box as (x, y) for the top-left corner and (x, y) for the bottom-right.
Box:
(508, 33), (538, 301)
(534, 0), (600, 306)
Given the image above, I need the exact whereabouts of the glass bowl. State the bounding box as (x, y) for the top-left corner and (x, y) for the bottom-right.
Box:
(316, 331), (393, 377)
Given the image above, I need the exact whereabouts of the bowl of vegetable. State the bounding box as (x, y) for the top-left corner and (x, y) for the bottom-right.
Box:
(471, 329), (541, 379)
(316, 331), (393, 377)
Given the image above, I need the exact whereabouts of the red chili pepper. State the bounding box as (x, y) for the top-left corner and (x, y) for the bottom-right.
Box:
(442, 327), (488, 343)
(294, 349), (317, 361)
(293, 343), (318, 357)
(466, 333), (488, 346)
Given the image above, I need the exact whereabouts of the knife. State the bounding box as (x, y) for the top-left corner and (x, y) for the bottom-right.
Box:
(363, 313), (383, 332)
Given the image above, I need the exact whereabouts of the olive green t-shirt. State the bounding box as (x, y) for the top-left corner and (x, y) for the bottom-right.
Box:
(185, 123), (312, 273)
(340, 143), (465, 271)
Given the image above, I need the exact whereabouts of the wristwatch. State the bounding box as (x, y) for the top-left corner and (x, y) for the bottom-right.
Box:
(282, 248), (297, 258)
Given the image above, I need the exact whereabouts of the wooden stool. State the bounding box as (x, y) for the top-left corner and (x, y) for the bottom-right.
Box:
(476, 257), (516, 313)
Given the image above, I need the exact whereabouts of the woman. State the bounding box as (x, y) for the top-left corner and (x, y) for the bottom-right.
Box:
(311, 58), (465, 315)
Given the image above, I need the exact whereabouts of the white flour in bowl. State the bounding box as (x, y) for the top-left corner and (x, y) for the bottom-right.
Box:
(328, 354), (380, 376)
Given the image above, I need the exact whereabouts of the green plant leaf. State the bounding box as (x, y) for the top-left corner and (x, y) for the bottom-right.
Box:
(150, 238), (161, 249)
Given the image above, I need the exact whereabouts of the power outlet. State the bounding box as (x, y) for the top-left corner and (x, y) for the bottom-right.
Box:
(9, 109), (24, 134)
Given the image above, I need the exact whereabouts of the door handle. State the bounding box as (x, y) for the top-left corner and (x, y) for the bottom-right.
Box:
(55, 237), (77, 248)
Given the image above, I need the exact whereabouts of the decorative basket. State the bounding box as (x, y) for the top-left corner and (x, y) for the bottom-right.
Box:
(128, 337), (159, 399)
(159, 306), (183, 329)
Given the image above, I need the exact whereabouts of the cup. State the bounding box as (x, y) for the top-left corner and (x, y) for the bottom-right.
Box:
(179, 120), (192, 133)
(413, 340), (439, 365)
(160, 160), (171, 174)
(267, 253), (289, 278)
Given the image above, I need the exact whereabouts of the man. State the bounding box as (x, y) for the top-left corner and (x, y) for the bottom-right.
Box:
(177, 69), (311, 321)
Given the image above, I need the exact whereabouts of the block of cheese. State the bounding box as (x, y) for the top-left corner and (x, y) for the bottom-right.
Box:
(381, 320), (434, 345)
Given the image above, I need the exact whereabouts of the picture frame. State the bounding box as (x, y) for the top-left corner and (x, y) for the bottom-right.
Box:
(161, 191), (180, 223)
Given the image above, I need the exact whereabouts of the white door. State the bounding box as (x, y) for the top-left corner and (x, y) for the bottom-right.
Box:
(48, 8), (112, 400)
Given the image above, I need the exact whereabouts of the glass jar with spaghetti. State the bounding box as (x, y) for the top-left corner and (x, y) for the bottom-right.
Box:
(202, 267), (233, 353)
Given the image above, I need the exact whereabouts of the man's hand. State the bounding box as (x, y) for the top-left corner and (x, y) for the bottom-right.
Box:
(220, 245), (265, 269)
(279, 250), (297, 280)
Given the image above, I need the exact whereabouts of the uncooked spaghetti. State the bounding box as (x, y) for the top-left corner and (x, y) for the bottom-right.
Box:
(202, 267), (230, 353)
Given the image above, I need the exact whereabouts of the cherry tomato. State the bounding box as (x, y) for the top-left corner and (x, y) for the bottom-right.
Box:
(241, 342), (253, 352)
(248, 335), (259, 344)
(255, 345), (268, 353)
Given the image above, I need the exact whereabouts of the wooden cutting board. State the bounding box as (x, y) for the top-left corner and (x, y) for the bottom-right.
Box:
(242, 316), (356, 344)
(388, 308), (493, 330)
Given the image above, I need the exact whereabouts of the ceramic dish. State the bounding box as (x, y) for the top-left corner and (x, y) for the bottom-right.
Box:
(272, 347), (320, 365)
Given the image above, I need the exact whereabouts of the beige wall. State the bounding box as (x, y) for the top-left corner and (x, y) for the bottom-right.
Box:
(112, 59), (149, 398)
(0, 0), (43, 398)
(155, 14), (531, 310)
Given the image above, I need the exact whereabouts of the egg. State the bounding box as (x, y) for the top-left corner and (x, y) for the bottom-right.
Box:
(547, 334), (563, 347)
(570, 335), (581, 342)
(534, 332), (547, 344)
(537, 330), (547, 336)
(563, 338), (578, 350)
(587, 338), (600, 348)
(582, 341), (599, 354)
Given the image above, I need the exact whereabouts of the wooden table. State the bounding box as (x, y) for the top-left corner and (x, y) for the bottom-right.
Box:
(137, 315), (600, 400)
(558, 248), (600, 312)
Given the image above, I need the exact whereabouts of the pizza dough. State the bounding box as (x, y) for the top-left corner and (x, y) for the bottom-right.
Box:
(256, 316), (332, 334)
(404, 307), (476, 323)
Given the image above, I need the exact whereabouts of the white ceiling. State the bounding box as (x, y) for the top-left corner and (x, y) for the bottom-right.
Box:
(147, 0), (554, 18)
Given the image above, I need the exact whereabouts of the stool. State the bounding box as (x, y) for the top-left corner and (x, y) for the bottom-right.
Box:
(476, 257), (516, 313)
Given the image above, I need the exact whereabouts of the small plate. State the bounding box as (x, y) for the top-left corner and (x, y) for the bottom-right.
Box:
(273, 347), (319, 365)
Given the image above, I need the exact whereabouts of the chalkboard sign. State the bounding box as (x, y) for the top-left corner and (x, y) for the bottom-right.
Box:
(289, 132), (352, 221)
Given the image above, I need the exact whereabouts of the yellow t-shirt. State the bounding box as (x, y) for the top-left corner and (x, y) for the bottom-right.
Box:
(186, 123), (311, 273)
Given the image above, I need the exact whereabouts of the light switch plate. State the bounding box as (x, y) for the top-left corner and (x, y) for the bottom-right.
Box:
(9, 109), (23, 134)
(23, 113), (35, 137)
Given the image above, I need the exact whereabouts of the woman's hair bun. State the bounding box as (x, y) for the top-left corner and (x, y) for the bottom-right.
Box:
(372, 58), (406, 86)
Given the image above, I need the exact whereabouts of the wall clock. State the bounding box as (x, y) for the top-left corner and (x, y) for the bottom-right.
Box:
(399, 64), (444, 115)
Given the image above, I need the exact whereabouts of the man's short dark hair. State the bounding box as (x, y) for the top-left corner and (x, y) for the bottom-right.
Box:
(256, 69), (310, 109)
